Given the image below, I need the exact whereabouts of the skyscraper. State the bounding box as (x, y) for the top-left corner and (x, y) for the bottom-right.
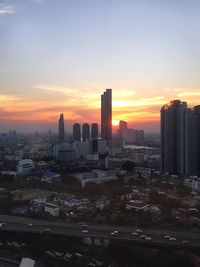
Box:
(91, 123), (98, 153)
(73, 123), (81, 142)
(118, 120), (127, 142)
(91, 123), (98, 139)
(82, 123), (90, 142)
(161, 100), (188, 175)
(58, 113), (65, 143)
(101, 89), (112, 142)
(185, 105), (200, 175)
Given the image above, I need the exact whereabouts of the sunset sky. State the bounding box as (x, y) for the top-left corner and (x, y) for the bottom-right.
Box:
(1, 0), (200, 133)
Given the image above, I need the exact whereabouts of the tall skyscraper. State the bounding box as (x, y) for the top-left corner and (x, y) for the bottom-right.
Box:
(185, 105), (200, 175)
(118, 120), (128, 142)
(91, 123), (98, 139)
(82, 123), (90, 142)
(101, 89), (112, 142)
(58, 113), (65, 143)
(91, 123), (98, 153)
(73, 123), (81, 142)
(161, 100), (192, 175)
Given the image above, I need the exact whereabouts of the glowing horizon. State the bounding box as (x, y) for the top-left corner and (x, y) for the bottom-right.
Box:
(1, 1), (200, 132)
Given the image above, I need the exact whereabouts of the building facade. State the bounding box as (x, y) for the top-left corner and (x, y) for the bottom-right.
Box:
(73, 123), (81, 141)
(161, 100), (200, 175)
(58, 113), (65, 143)
(101, 89), (112, 142)
(82, 123), (90, 141)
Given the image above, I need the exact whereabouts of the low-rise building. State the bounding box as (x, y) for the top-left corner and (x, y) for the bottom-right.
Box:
(17, 159), (34, 175)
(44, 203), (59, 216)
(126, 200), (149, 211)
(74, 169), (126, 188)
(41, 171), (60, 183)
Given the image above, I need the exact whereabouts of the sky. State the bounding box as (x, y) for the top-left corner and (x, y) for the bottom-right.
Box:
(1, 0), (200, 133)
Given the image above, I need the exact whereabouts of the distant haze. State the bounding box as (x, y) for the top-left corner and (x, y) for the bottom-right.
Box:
(1, 0), (200, 132)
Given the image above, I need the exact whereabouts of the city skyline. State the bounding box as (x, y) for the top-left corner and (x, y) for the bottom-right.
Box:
(1, 0), (200, 132)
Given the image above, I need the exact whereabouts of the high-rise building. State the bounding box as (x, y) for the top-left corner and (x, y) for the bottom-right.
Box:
(58, 113), (65, 143)
(91, 123), (98, 139)
(91, 123), (98, 153)
(161, 100), (187, 175)
(101, 89), (112, 142)
(82, 123), (90, 142)
(118, 120), (127, 142)
(135, 130), (144, 143)
(185, 105), (200, 175)
(73, 123), (81, 142)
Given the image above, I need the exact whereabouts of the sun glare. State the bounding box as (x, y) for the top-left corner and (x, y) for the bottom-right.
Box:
(112, 120), (119, 126)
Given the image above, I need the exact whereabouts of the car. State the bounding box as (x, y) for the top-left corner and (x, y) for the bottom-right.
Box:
(145, 237), (152, 241)
(140, 235), (147, 239)
(44, 228), (50, 232)
(82, 230), (88, 234)
(164, 235), (170, 239)
(28, 223), (33, 227)
(81, 224), (88, 228)
(113, 230), (118, 234)
(131, 232), (138, 236)
(110, 231), (118, 236)
(136, 228), (143, 233)
(182, 240), (190, 244)
(169, 237), (176, 241)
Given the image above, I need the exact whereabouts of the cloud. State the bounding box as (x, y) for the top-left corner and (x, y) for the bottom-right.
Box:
(177, 91), (200, 97)
(33, 0), (46, 3)
(33, 84), (77, 95)
(0, 3), (16, 15)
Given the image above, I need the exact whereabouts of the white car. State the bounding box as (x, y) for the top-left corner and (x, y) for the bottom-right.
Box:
(82, 230), (88, 234)
(145, 237), (152, 241)
(140, 235), (147, 239)
(182, 240), (190, 244)
(169, 237), (176, 241)
(136, 228), (143, 233)
(164, 235), (170, 239)
(110, 231), (118, 236)
(28, 223), (33, 227)
(131, 232), (138, 236)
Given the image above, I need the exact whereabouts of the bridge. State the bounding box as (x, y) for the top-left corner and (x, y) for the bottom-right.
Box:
(0, 214), (199, 248)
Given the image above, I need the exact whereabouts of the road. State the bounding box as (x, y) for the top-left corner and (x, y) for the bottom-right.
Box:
(0, 215), (199, 247)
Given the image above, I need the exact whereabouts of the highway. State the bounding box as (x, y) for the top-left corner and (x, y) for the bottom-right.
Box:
(0, 215), (199, 247)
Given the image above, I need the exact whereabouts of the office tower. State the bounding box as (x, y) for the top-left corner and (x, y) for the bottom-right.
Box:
(161, 100), (187, 175)
(73, 123), (81, 141)
(118, 120), (127, 142)
(185, 105), (200, 175)
(101, 89), (112, 142)
(82, 123), (90, 142)
(91, 123), (98, 139)
(91, 123), (98, 153)
(135, 129), (144, 143)
(58, 113), (65, 143)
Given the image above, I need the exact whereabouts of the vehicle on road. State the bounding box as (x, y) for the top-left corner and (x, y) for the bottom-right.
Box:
(81, 224), (88, 228)
(28, 223), (33, 227)
(145, 237), (152, 241)
(182, 240), (190, 244)
(110, 231), (118, 236)
(164, 235), (170, 239)
(44, 228), (50, 232)
(82, 230), (88, 234)
(140, 235), (147, 239)
(169, 237), (176, 241)
(136, 228), (143, 233)
(131, 232), (138, 236)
